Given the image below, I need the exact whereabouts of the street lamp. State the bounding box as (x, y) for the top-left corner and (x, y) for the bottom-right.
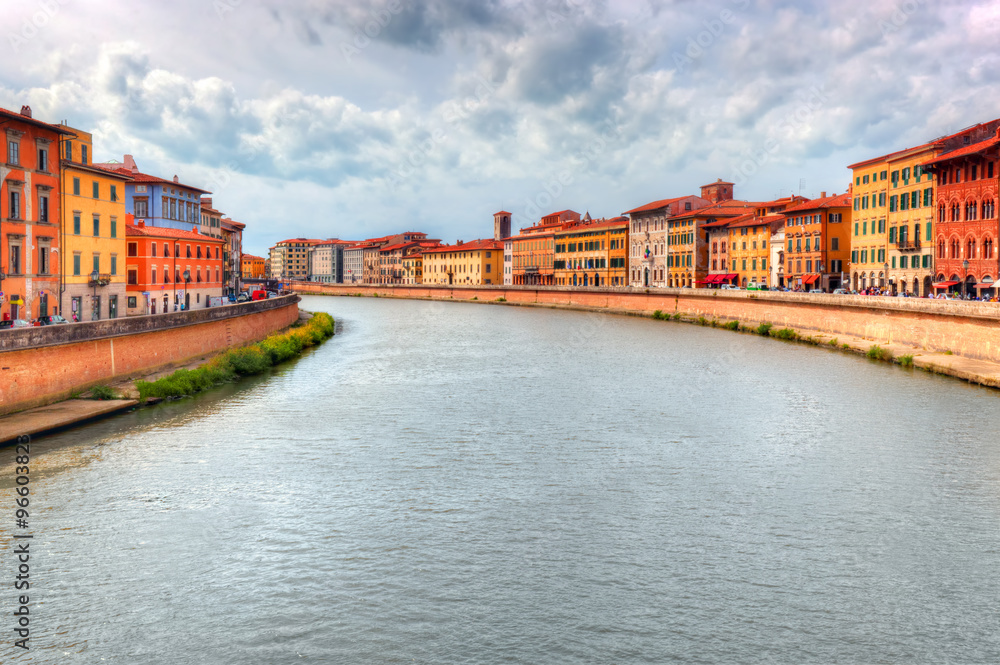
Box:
(963, 259), (970, 298)
(90, 269), (99, 320)
(183, 269), (191, 310)
(883, 262), (889, 291)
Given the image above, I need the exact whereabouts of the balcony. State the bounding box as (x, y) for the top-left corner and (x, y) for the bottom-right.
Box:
(88, 274), (113, 287)
(896, 239), (921, 252)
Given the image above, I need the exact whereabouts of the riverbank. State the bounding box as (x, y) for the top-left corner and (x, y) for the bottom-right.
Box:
(0, 310), (334, 444)
(294, 286), (1000, 393)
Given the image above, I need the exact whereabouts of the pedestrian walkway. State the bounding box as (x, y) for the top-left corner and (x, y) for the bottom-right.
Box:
(0, 399), (138, 444)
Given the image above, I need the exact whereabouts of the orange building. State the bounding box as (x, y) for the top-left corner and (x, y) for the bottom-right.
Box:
(511, 210), (580, 285)
(421, 239), (503, 285)
(125, 216), (225, 315)
(663, 198), (759, 287)
(241, 254), (266, 279)
(0, 106), (73, 321)
(781, 193), (852, 291)
(553, 215), (629, 287)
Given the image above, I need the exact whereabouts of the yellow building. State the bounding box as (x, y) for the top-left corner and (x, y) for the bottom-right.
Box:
(241, 254), (265, 279)
(886, 144), (938, 295)
(847, 154), (891, 290)
(402, 253), (423, 284)
(727, 213), (783, 287)
(60, 126), (131, 321)
(553, 216), (629, 287)
(421, 239), (503, 285)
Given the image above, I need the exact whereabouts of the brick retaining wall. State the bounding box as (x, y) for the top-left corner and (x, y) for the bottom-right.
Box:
(292, 283), (1000, 364)
(0, 296), (300, 415)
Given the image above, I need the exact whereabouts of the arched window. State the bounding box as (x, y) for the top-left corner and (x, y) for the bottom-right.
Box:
(966, 201), (978, 220)
(984, 199), (996, 219)
(952, 203), (960, 221)
(939, 204), (946, 222)
(985, 238), (994, 260)
(938, 238), (946, 259)
(951, 239), (960, 259)
(967, 238), (976, 258)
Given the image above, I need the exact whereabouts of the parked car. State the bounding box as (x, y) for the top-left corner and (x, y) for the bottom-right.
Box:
(251, 290), (268, 301)
(37, 315), (69, 325)
(832, 288), (850, 295)
(809, 288), (824, 294)
(720, 284), (739, 290)
(0, 319), (33, 330)
(236, 292), (251, 303)
(266, 290), (279, 298)
(226, 294), (238, 304)
(746, 283), (769, 291)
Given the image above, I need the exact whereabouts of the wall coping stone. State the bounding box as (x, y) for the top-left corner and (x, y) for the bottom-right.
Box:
(0, 295), (300, 353)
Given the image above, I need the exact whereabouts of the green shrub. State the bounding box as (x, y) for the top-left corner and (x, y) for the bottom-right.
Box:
(842, 343), (851, 350)
(671, 313), (681, 320)
(471, 296), (478, 300)
(944, 349), (953, 355)
(90, 385), (117, 401)
(136, 312), (335, 401)
(496, 297), (507, 302)
(723, 320), (739, 331)
(866, 344), (893, 362)
(828, 337), (838, 346)
(697, 316), (709, 326)
(652, 310), (668, 321)
(898, 354), (914, 367)
(771, 328), (798, 340)
(755, 322), (773, 336)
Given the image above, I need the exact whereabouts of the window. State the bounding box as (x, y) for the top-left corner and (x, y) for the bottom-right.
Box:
(111, 185), (118, 202)
(73, 253), (81, 276)
(64, 140), (72, 160)
(135, 199), (148, 218)
(879, 193), (886, 207)
(900, 256), (908, 269)
(832, 238), (839, 250)
(110, 217), (117, 238)
(127, 270), (138, 286)
(127, 296), (137, 309)
(127, 242), (138, 257)
(81, 144), (88, 164)
(110, 295), (118, 319)
(93, 215), (100, 237)
(151, 243), (157, 258)
(8, 189), (19, 219)
(39, 195), (48, 222)
(93, 181), (99, 199)
(878, 219), (885, 233)
(111, 255), (117, 275)
(38, 244), (49, 274)
(186, 245), (192, 258)
(73, 177), (80, 195)
(93, 254), (100, 273)
(8, 140), (19, 165)
(152, 267), (157, 284)
(37, 147), (47, 172)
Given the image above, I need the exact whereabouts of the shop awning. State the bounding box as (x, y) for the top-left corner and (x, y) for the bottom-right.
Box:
(723, 273), (738, 281)
(695, 279), (713, 285)
(932, 281), (959, 288)
(975, 283), (996, 289)
(802, 274), (820, 285)
(707, 274), (725, 283)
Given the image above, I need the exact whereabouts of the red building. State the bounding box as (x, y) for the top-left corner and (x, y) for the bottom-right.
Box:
(124, 216), (225, 315)
(923, 119), (1000, 297)
(0, 106), (73, 321)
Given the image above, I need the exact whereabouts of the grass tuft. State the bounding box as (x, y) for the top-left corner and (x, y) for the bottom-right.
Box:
(898, 354), (914, 367)
(866, 344), (894, 362)
(652, 310), (669, 321)
(755, 322), (773, 336)
(136, 312), (335, 401)
(723, 320), (739, 331)
(90, 385), (118, 401)
(771, 328), (798, 340)
(496, 297), (507, 302)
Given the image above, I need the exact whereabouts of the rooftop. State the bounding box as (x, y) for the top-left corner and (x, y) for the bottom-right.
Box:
(126, 222), (223, 242)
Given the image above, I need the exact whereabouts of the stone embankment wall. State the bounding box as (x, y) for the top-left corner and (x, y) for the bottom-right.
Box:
(0, 295), (300, 415)
(292, 282), (1000, 363)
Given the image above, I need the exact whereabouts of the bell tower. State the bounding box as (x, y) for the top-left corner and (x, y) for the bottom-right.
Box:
(493, 211), (511, 240)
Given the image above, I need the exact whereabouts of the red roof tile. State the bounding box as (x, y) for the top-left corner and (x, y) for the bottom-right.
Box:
(126, 224), (223, 242)
(421, 239), (503, 254)
(94, 165), (211, 194)
(922, 135), (1000, 166)
(624, 196), (691, 215)
(781, 193), (851, 213)
(0, 107), (75, 136)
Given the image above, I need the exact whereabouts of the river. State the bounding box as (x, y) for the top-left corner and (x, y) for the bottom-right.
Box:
(2, 295), (999, 664)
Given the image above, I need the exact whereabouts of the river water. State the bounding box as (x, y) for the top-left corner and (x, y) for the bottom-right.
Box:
(2, 295), (1000, 664)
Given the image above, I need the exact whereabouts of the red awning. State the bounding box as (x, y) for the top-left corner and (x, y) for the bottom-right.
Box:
(724, 273), (738, 281)
(932, 281), (959, 288)
(695, 279), (713, 285)
(707, 274), (724, 283)
(975, 283), (996, 289)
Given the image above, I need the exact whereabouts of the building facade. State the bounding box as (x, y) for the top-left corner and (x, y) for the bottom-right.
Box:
(241, 254), (265, 279)
(59, 124), (131, 321)
(511, 210), (579, 286)
(221, 218), (244, 296)
(848, 155), (890, 290)
(553, 217), (628, 287)
(781, 193), (851, 292)
(421, 239), (503, 285)
(0, 105), (71, 322)
(269, 238), (321, 282)
(343, 244), (365, 284)
(124, 217), (224, 315)
(885, 148), (936, 296)
(626, 195), (711, 288)
(923, 120), (1000, 297)
(199, 198), (224, 239)
(308, 240), (346, 283)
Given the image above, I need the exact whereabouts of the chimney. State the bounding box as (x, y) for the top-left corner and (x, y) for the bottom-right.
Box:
(173, 175), (180, 183)
(137, 219), (145, 227)
(123, 154), (138, 173)
(202, 197), (212, 208)
(820, 191), (826, 198)
(19, 105), (31, 118)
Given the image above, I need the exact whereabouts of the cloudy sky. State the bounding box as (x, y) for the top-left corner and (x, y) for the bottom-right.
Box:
(3, 0), (998, 256)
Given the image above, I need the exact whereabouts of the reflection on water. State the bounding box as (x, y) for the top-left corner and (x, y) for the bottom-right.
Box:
(2, 296), (1000, 664)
